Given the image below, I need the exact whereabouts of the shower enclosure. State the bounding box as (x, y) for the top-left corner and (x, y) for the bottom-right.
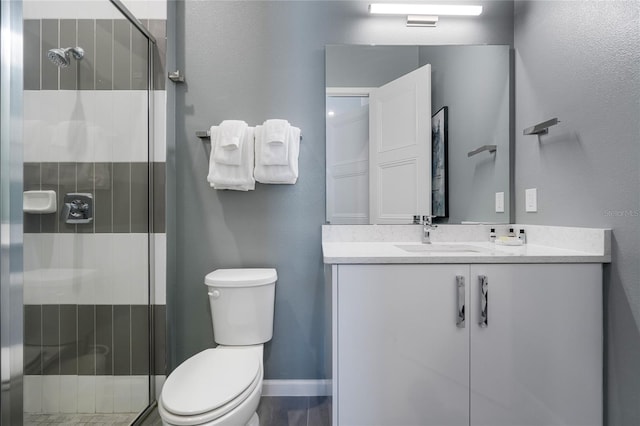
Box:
(2, 0), (164, 424)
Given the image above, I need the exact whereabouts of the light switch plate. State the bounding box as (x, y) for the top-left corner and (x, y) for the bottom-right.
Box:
(525, 188), (537, 212)
(495, 192), (505, 213)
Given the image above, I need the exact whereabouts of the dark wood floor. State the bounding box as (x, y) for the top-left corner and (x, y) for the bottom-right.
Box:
(141, 396), (331, 426)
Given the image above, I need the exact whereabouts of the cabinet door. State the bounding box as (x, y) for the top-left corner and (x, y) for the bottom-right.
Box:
(469, 264), (602, 426)
(337, 264), (469, 426)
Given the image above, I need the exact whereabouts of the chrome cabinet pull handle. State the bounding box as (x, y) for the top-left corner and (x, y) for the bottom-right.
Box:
(479, 275), (488, 328)
(456, 275), (465, 328)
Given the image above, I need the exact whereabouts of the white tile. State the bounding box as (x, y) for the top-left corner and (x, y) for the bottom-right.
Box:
(24, 375), (43, 414)
(23, 233), (43, 305)
(41, 375), (60, 413)
(40, 92), (62, 163)
(59, 375), (78, 413)
(23, 91), (43, 163)
(153, 91), (167, 162)
(112, 91), (149, 162)
(92, 91), (115, 163)
(113, 376), (132, 413)
(93, 234), (115, 306)
(112, 234), (149, 304)
(154, 233), (166, 305)
(77, 375), (96, 413)
(123, 0), (168, 20)
(95, 375), (114, 413)
(131, 376), (150, 412)
(154, 375), (166, 400)
(24, 0), (124, 20)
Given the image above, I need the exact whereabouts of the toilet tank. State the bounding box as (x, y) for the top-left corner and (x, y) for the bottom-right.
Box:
(204, 268), (277, 346)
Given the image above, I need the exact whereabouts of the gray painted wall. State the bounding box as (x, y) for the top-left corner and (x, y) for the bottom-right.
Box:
(326, 45), (419, 88)
(170, 0), (514, 379)
(514, 1), (640, 424)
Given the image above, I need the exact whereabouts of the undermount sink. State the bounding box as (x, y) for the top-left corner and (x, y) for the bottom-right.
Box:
(395, 244), (487, 253)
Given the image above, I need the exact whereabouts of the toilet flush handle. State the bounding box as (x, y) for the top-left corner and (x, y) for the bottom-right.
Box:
(208, 289), (221, 299)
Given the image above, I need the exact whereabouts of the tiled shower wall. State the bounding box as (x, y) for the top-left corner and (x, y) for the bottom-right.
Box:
(23, 1), (167, 415)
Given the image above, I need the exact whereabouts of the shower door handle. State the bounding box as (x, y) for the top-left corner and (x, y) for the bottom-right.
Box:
(479, 275), (488, 328)
(456, 275), (465, 328)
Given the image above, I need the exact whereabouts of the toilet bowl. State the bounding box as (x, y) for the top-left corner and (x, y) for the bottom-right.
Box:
(158, 268), (277, 426)
(158, 345), (263, 426)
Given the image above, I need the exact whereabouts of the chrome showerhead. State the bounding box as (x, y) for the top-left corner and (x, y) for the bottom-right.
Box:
(47, 47), (84, 68)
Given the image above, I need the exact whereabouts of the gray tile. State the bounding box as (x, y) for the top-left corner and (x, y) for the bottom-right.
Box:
(77, 305), (95, 375)
(257, 397), (309, 426)
(58, 162), (77, 233)
(95, 305), (113, 375)
(131, 304), (149, 375)
(95, 20), (113, 90)
(152, 162), (165, 233)
(307, 396), (332, 426)
(24, 20), (41, 90)
(130, 162), (149, 233)
(41, 20), (59, 90)
(77, 20), (95, 90)
(94, 162), (113, 233)
(112, 163), (131, 233)
(148, 20), (166, 91)
(41, 163), (59, 233)
(24, 163), (41, 233)
(24, 305), (42, 375)
(113, 305), (131, 375)
(153, 305), (166, 375)
(42, 305), (60, 375)
(113, 20), (131, 90)
(76, 162), (95, 234)
(131, 24), (148, 90)
(59, 304), (78, 375)
(59, 19), (77, 90)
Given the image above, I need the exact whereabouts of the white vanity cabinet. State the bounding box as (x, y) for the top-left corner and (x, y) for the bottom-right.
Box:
(332, 263), (602, 426)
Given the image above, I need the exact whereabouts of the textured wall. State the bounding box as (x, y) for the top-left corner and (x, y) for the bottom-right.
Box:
(170, 0), (514, 379)
(513, 1), (640, 424)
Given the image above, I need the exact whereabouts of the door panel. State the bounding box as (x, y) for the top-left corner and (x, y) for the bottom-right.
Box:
(337, 264), (469, 426)
(469, 264), (602, 426)
(369, 65), (431, 224)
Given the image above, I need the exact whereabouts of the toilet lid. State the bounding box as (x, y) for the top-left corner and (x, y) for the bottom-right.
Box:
(161, 347), (260, 416)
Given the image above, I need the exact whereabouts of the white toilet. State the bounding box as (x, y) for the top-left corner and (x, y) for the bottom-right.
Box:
(158, 268), (277, 426)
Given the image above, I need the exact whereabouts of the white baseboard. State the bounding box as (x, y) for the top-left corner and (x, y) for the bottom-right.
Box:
(262, 379), (332, 397)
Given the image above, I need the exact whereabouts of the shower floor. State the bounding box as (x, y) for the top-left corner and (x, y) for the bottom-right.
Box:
(24, 412), (139, 425)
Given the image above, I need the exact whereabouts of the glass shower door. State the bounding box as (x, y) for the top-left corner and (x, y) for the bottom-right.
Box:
(22, 1), (155, 423)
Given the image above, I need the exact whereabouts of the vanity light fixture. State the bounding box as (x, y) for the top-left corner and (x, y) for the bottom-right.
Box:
(407, 15), (439, 27)
(369, 3), (482, 27)
(368, 3), (483, 16)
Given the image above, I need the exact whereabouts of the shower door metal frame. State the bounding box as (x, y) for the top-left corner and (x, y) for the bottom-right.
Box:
(107, 0), (160, 423)
(0, 0), (24, 424)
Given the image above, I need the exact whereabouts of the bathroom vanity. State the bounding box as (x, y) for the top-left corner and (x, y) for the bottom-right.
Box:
(323, 224), (610, 426)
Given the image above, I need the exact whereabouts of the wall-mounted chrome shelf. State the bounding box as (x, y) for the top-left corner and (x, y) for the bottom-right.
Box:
(467, 145), (497, 158)
(523, 118), (560, 135)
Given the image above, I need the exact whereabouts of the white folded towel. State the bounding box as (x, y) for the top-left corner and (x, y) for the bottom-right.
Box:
(254, 125), (300, 184)
(213, 120), (248, 165)
(261, 119), (290, 165)
(207, 126), (255, 191)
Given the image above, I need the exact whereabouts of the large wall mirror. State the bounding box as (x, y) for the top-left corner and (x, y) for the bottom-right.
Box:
(325, 45), (512, 225)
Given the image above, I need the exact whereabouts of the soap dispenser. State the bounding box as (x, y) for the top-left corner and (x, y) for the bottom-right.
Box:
(489, 228), (496, 242)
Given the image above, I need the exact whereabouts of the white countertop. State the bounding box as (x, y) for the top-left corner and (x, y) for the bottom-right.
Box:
(322, 224), (611, 264)
(323, 241), (610, 264)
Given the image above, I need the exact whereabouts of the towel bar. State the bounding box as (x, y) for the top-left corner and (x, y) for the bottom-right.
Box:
(196, 130), (302, 140)
(467, 144), (497, 157)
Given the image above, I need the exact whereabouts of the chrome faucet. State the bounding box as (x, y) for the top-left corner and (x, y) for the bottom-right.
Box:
(422, 215), (437, 244)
